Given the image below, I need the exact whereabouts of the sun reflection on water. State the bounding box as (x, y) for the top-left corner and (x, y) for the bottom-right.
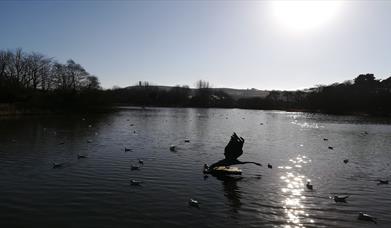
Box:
(279, 155), (313, 227)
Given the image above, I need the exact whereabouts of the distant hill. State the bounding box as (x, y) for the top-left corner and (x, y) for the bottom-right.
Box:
(218, 88), (269, 99)
(125, 85), (270, 100)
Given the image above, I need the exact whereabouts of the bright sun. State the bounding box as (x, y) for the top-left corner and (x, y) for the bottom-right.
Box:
(271, 1), (343, 32)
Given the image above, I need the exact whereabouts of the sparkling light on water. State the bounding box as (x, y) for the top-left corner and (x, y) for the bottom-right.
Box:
(281, 155), (312, 227)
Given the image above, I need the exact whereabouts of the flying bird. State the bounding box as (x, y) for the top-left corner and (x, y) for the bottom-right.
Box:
(205, 133), (262, 172)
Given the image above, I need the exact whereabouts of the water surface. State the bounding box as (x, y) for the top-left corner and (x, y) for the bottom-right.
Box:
(0, 108), (390, 227)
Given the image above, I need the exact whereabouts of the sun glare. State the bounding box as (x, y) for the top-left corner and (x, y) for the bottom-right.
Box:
(271, 1), (343, 32)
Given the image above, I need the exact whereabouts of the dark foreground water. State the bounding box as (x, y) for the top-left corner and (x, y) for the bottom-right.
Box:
(0, 107), (391, 228)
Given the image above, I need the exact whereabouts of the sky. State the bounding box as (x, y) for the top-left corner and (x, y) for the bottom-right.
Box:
(1, 0), (391, 90)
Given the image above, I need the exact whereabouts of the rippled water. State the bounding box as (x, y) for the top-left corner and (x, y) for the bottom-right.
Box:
(0, 108), (390, 227)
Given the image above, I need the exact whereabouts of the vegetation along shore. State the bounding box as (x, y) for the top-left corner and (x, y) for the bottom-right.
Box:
(1, 49), (390, 116)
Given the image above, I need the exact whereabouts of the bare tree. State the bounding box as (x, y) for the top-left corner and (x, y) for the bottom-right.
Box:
(0, 50), (13, 86)
(25, 53), (51, 89)
(84, 76), (101, 90)
(66, 59), (89, 90)
(196, 80), (210, 89)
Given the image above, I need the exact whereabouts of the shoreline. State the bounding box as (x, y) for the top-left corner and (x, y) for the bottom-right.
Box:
(0, 103), (117, 117)
(1, 103), (390, 118)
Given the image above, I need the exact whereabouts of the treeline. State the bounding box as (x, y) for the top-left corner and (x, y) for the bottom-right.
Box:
(1, 49), (391, 116)
(305, 74), (391, 115)
(107, 74), (391, 116)
(106, 80), (235, 108)
(235, 74), (391, 115)
(0, 48), (107, 111)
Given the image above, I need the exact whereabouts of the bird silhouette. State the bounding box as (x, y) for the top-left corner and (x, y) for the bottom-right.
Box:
(205, 133), (262, 172)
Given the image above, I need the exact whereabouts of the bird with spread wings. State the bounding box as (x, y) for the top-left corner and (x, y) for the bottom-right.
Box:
(205, 133), (262, 171)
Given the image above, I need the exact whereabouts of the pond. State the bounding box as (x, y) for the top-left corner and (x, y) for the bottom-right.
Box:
(0, 107), (390, 227)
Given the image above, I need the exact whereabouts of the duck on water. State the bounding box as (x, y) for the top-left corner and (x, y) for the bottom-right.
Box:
(204, 133), (262, 175)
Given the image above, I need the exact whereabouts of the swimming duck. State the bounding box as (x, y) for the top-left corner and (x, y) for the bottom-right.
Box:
(78, 154), (88, 159)
(328, 146), (334, 150)
(130, 180), (143, 186)
(333, 195), (349, 203)
(169, 145), (176, 151)
(358, 212), (377, 224)
(188, 198), (200, 208)
(124, 147), (132, 152)
(268, 163), (273, 169)
(323, 138), (328, 141)
(306, 182), (313, 190)
(138, 159), (144, 165)
(131, 165), (140, 171)
(87, 139), (93, 143)
(52, 162), (64, 168)
(184, 139), (190, 143)
(343, 159), (349, 164)
(377, 179), (389, 185)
